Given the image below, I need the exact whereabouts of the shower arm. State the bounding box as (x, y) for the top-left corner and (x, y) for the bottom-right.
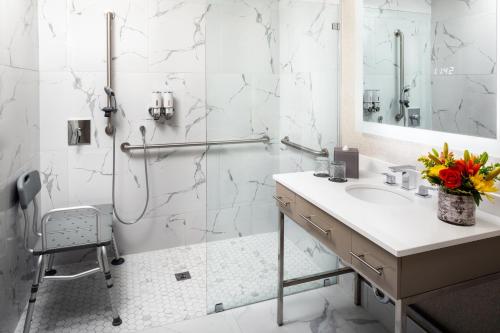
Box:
(105, 12), (115, 136)
(394, 30), (406, 125)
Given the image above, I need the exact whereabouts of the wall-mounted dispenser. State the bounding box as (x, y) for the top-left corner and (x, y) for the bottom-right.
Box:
(68, 120), (91, 145)
(363, 89), (380, 113)
(148, 91), (175, 121)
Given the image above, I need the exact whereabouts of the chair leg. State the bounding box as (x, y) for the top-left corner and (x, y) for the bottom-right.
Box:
(44, 254), (57, 276)
(98, 246), (122, 326)
(23, 255), (44, 333)
(111, 234), (125, 266)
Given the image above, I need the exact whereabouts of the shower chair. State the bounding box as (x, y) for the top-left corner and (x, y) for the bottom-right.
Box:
(17, 170), (124, 332)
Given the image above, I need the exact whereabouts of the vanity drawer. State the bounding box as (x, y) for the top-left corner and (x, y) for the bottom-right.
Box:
(350, 233), (399, 298)
(275, 183), (296, 215)
(294, 196), (351, 261)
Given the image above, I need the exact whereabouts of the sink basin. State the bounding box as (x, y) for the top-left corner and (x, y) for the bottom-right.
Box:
(345, 184), (412, 205)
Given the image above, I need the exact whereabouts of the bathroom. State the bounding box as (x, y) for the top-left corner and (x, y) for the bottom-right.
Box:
(1, 0), (499, 332)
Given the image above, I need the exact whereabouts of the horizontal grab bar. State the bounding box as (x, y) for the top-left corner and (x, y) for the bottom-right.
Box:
(280, 136), (329, 157)
(121, 135), (270, 152)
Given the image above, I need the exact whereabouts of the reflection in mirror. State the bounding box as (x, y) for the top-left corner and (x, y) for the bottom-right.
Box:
(363, 0), (497, 139)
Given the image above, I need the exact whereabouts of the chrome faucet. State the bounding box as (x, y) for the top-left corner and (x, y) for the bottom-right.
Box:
(387, 165), (418, 190)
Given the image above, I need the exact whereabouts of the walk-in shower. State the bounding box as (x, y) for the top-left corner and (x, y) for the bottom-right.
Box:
(3, 0), (341, 331)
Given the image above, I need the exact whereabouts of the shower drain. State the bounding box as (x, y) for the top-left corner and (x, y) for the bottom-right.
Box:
(175, 271), (191, 281)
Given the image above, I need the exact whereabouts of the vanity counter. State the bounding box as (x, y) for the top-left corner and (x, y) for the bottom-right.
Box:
(273, 171), (500, 257)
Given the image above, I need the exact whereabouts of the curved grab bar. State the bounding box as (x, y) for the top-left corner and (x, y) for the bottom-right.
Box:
(280, 136), (329, 157)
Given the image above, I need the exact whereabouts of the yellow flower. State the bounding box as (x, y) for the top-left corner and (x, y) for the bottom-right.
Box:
(428, 165), (446, 178)
(471, 173), (498, 194)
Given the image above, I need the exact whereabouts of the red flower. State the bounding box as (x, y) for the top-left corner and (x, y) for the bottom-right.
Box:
(455, 159), (481, 176)
(439, 168), (462, 189)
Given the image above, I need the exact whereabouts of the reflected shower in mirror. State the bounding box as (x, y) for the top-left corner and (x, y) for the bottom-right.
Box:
(362, 0), (497, 139)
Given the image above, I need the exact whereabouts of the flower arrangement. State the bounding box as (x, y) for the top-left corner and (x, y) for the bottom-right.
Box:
(418, 143), (500, 206)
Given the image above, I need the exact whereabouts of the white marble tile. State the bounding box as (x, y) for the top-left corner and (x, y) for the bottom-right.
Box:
(0, 66), (39, 182)
(0, 0), (38, 69)
(205, 0), (279, 74)
(432, 74), (497, 138)
(280, 0), (339, 73)
(39, 150), (69, 213)
(38, 0), (67, 71)
(148, 0), (208, 73)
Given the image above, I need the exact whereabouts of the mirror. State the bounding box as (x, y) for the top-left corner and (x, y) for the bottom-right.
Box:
(362, 0), (497, 139)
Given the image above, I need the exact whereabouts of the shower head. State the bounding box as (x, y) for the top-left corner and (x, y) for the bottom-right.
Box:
(104, 86), (115, 97)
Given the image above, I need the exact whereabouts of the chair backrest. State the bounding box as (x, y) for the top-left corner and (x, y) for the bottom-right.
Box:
(17, 170), (41, 210)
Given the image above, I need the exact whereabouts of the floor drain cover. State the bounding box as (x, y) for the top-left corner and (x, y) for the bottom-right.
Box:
(175, 271), (191, 281)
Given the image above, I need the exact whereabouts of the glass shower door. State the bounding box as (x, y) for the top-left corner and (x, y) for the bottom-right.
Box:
(205, 0), (340, 313)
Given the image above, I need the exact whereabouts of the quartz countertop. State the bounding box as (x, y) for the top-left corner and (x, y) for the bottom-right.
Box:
(273, 170), (500, 257)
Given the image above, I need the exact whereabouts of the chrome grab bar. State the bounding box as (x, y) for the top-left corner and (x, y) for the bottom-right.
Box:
(298, 214), (331, 235)
(121, 135), (270, 152)
(280, 136), (329, 157)
(349, 252), (384, 276)
(273, 195), (290, 207)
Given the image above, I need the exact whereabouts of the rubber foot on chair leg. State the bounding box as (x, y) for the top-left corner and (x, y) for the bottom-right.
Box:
(111, 258), (125, 266)
(112, 317), (122, 326)
(45, 269), (57, 276)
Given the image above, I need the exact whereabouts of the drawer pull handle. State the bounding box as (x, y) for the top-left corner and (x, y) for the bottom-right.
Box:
(349, 252), (383, 276)
(299, 214), (331, 235)
(273, 195), (290, 207)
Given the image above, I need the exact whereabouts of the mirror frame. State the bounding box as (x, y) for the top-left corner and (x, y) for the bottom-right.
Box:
(354, 0), (500, 155)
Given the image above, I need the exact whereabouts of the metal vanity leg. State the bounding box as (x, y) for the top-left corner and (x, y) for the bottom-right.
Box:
(354, 273), (362, 306)
(277, 210), (285, 326)
(395, 299), (407, 333)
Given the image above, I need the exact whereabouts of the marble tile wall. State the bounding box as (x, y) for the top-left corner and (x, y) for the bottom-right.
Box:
(0, 0), (40, 332)
(431, 0), (497, 138)
(38, 0), (210, 255)
(38, 0), (341, 263)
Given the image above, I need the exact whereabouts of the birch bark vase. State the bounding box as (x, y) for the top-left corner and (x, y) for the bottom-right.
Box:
(437, 189), (476, 226)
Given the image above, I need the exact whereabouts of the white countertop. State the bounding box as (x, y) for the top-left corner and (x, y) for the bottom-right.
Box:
(273, 170), (500, 257)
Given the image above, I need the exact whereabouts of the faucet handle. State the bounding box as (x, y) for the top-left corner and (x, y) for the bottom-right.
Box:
(416, 185), (436, 198)
(382, 172), (397, 185)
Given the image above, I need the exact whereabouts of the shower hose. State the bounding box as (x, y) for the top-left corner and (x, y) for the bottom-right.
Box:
(112, 126), (150, 224)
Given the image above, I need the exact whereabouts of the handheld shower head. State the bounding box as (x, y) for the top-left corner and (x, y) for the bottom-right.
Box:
(104, 86), (115, 97)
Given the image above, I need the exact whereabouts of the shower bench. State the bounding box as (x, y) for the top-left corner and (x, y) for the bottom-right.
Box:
(273, 175), (500, 333)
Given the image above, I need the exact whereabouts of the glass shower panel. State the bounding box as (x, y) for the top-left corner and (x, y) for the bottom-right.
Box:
(205, 0), (340, 313)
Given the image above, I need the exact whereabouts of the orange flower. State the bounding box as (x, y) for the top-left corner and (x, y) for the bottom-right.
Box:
(455, 159), (481, 176)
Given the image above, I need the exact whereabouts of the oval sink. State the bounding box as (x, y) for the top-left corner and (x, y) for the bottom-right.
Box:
(345, 184), (412, 205)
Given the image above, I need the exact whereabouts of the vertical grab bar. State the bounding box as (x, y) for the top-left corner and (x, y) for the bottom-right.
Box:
(394, 29), (406, 126)
(105, 12), (115, 136)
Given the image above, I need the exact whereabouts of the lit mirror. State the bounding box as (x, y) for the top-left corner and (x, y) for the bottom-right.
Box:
(362, 0), (497, 139)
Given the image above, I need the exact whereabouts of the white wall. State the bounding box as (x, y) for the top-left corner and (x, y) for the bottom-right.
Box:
(0, 0), (39, 331)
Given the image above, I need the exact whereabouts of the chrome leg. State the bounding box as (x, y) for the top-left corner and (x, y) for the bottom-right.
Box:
(111, 234), (125, 266)
(277, 211), (285, 326)
(354, 273), (362, 306)
(23, 255), (44, 333)
(395, 299), (407, 333)
(98, 246), (122, 326)
(45, 253), (57, 276)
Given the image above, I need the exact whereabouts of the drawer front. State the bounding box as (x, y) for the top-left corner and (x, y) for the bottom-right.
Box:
(351, 233), (399, 298)
(275, 183), (296, 216)
(295, 196), (351, 261)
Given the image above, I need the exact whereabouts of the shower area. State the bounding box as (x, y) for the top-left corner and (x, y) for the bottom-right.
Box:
(2, 0), (340, 332)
